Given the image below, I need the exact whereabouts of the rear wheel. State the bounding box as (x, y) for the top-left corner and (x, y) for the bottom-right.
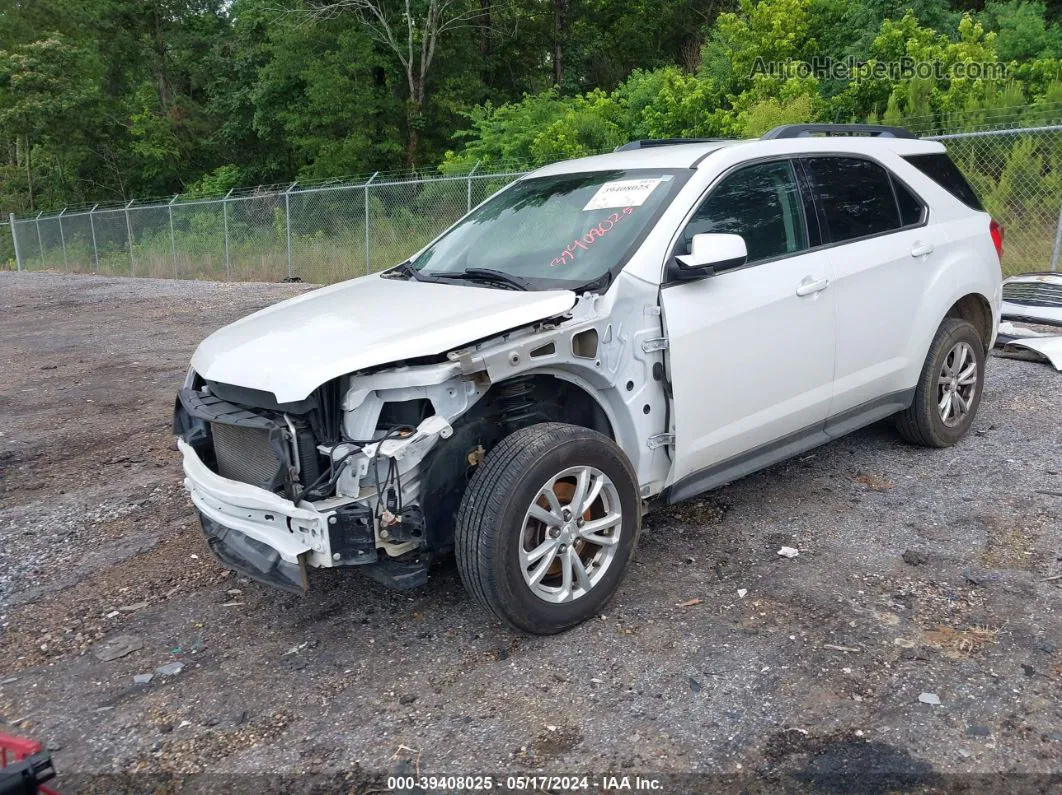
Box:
(896, 318), (985, 448)
(455, 423), (640, 634)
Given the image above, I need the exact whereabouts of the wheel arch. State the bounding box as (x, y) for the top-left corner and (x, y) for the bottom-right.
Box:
(945, 292), (994, 352)
(417, 370), (624, 555)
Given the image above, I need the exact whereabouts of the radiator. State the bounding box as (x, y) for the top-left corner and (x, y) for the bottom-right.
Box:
(210, 423), (284, 491)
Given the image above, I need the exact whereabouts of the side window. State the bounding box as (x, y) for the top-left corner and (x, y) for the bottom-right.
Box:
(894, 179), (926, 226)
(805, 157), (901, 243)
(682, 160), (808, 264)
(904, 153), (984, 210)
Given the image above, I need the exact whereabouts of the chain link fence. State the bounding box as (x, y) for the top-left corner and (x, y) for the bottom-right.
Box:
(925, 125), (1062, 276)
(0, 220), (13, 269)
(6, 125), (1060, 282)
(7, 168), (524, 284)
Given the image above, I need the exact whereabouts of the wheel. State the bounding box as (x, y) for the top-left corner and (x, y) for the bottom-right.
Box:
(896, 318), (985, 448)
(455, 422), (640, 634)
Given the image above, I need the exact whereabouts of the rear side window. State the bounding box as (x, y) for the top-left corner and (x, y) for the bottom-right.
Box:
(894, 179), (926, 226)
(904, 153), (984, 210)
(804, 157), (901, 243)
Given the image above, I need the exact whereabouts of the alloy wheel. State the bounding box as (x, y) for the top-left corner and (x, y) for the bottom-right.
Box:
(518, 466), (622, 603)
(937, 341), (978, 427)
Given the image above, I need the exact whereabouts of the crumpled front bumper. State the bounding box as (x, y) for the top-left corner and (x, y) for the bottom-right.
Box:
(198, 512), (307, 593)
(178, 438), (336, 593)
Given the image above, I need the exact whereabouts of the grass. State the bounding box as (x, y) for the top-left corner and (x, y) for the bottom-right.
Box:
(15, 221), (445, 284)
(15, 220), (1052, 282)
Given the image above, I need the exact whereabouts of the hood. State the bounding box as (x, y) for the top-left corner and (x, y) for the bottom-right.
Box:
(190, 274), (577, 402)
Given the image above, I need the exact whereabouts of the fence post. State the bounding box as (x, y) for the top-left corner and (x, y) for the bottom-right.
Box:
(284, 182), (297, 279)
(10, 213), (23, 271)
(124, 199), (136, 275)
(57, 209), (68, 270)
(88, 204), (99, 270)
(466, 161), (480, 213)
(364, 171), (378, 275)
(35, 211), (43, 265)
(1051, 201), (1062, 272)
(168, 193), (179, 279)
(222, 188), (233, 279)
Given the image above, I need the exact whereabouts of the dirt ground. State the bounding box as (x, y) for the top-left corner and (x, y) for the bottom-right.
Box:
(0, 272), (1060, 794)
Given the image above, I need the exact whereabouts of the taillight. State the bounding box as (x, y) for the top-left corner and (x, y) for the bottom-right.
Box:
(989, 218), (1004, 263)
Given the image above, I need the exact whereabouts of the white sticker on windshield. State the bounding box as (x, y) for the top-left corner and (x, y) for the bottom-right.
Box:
(583, 178), (662, 211)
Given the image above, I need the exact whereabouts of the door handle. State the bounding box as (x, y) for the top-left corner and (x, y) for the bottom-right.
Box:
(911, 242), (934, 257)
(795, 277), (830, 297)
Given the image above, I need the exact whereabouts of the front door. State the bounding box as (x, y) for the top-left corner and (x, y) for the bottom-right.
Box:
(660, 159), (835, 494)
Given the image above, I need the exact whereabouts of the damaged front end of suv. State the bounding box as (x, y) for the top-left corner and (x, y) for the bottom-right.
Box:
(174, 165), (688, 628)
(174, 365), (457, 593)
(173, 279), (668, 596)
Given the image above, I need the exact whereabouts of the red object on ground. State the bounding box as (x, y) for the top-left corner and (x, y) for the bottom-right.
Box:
(0, 733), (58, 795)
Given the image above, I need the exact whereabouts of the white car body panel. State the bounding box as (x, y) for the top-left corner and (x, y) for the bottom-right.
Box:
(1003, 335), (1062, 369)
(826, 225), (950, 414)
(190, 273), (577, 402)
(662, 248), (835, 482)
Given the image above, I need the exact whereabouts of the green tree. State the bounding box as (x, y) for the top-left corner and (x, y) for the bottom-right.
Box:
(0, 35), (102, 209)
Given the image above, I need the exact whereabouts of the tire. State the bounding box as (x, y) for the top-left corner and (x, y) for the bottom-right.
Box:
(455, 422), (640, 635)
(896, 318), (985, 448)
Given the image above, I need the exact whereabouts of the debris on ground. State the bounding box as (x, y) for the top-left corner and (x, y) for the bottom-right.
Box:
(918, 692), (942, 706)
(155, 662), (184, 676)
(997, 320), (1054, 343)
(675, 598), (702, 607)
(1001, 336), (1062, 370)
(854, 473), (894, 491)
(94, 635), (143, 662)
(997, 274), (1062, 369)
(777, 546), (799, 558)
(133, 673), (153, 685)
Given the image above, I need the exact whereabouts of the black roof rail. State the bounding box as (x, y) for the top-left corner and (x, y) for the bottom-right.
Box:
(761, 123), (917, 140)
(614, 138), (726, 151)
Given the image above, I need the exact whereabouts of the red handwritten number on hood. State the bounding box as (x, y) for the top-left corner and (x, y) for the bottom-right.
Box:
(550, 207), (634, 268)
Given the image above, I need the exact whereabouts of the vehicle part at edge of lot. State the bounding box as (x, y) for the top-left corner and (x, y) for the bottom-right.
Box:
(997, 272), (1062, 369)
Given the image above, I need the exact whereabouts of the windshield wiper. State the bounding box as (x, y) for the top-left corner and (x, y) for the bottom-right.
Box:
(426, 268), (530, 291)
(382, 259), (419, 280)
(575, 270), (612, 293)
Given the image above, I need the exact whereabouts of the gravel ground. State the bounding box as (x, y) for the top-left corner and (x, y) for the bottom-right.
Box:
(0, 272), (1060, 794)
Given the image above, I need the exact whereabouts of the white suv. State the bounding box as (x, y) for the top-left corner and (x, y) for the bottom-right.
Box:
(175, 124), (1003, 634)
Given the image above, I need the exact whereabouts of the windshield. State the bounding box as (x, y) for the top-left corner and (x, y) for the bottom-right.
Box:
(410, 169), (688, 290)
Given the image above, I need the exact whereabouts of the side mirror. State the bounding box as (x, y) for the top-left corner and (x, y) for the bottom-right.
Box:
(674, 233), (748, 279)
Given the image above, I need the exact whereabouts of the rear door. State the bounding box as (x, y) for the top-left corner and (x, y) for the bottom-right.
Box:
(661, 159), (835, 492)
(801, 156), (946, 423)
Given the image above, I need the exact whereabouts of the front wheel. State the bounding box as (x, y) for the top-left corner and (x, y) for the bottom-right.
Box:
(896, 318), (986, 448)
(455, 423), (640, 634)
